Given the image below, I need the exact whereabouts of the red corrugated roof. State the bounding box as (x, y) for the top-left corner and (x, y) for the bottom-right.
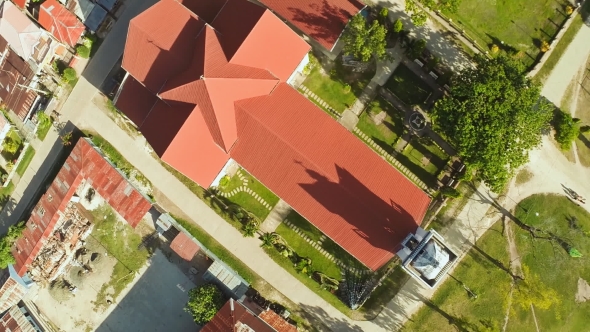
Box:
(257, 0), (365, 50)
(11, 0), (26, 9)
(118, 0), (308, 181)
(169, 232), (199, 261)
(259, 310), (297, 332)
(0, 43), (37, 120)
(39, 0), (85, 47)
(12, 139), (152, 276)
(202, 300), (277, 332)
(231, 83), (430, 270)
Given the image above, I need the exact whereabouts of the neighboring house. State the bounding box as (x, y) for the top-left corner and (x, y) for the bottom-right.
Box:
(202, 299), (296, 332)
(0, 265), (32, 314)
(58, 0), (107, 32)
(0, 1), (59, 75)
(0, 301), (47, 332)
(0, 35), (40, 121)
(39, 0), (85, 47)
(115, 0), (431, 271)
(255, 0), (365, 51)
(11, 138), (152, 278)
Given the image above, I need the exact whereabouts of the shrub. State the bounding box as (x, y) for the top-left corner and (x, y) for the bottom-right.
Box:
(218, 175), (230, 187)
(440, 186), (462, 198)
(540, 40), (550, 53)
(490, 44), (500, 53)
(185, 283), (225, 325)
(2, 138), (19, 155)
(565, 5), (574, 15)
(37, 111), (51, 127)
(554, 110), (580, 150)
(379, 8), (389, 19)
(76, 45), (90, 59)
(242, 220), (259, 237)
(393, 19), (403, 33)
(62, 68), (77, 82)
(343, 84), (351, 93)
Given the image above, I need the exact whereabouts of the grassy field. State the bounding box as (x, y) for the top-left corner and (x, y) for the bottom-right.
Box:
(220, 169), (279, 220)
(403, 221), (513, 331)
(444, 0), (570, 68)
(302, 61), (373, 113)
(406, 194), (590, 331)
(284, 211), (324, 242)
(356, 97), (405, 154)
(509, 194), (590, 331)
(398, 137), (449, 187)
(90, 205), (150, 310)
(384, 65), (433, 106)
(15, 146), (35, 176)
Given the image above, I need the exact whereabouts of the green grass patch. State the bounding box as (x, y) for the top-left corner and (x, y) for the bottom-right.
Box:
(356, 97), (405, 154)
(15, 146), (35, 176)
(36, 118), (53, 141)
(302, 62), (373, 113)
(398, 137), (449, 187)
(535, 2), (589, 82)
(219, 169), (279, 220)
(284, 211), (323, 242)
(404, 221), (512, 331)
(577, 133), (590, 167)
(384, 65), (433, 106)
(509, 194), (590, 331)
(443, 0), (570, 68)
(90, 205), (150, 310)
(275, 223), (341, 278)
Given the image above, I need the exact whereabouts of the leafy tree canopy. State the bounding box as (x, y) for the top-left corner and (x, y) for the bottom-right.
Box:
(393, 19), (403, 33)
(405, 0), (428, 26)
(0, 221), (26, 269)
(342, 14), (388, 62)
(431, 56), (553, 192)
(185, 283), (225, 325)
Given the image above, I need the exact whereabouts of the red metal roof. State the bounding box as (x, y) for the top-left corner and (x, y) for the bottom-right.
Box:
(39, 0), (85, 47)
(231, 84), (431, 270)
(0, 41), (37, 121)
(257, 0), (365, 50)
(11, 0), (26, 9)
(169, 232), (199, 261)
(258, 310), (297, 332)
(12, 139), (152, 276)
(202, 300), (277, 332)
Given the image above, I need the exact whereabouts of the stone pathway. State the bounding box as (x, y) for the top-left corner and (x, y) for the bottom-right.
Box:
(260, 199), (292, 233)
(299, 85), (341, 119)
(218, 169), (273, 212)
(283, 219), (370, 275)
(353, 127), (429, 191)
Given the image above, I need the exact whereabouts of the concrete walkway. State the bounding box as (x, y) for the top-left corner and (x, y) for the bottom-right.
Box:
(260, 199), (292, 233)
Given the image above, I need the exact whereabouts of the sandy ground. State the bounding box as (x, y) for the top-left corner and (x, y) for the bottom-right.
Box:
(575, 278), (590, 303)
(28, 219), (199, 332)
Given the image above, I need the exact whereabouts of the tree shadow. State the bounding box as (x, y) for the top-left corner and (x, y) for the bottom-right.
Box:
(470, 243), (523, 281)
(578, 133), (590, 149)
(418, 295), (480, 332)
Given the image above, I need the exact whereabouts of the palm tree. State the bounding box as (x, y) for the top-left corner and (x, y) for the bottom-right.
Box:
(259, 232), (278, 248)
(204, 187), (228, 211)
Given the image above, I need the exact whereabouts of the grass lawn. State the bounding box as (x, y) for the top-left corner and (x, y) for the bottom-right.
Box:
(275, 223), (341, 279)
(219, 168), (279, 220)
(509, 194), (590, 331)
(404, 221), (513, 331)
(302, 61), (373, 113)
(443, 0), (570, 68)
(15, 146), (35, 176)
(398, 137), (449, 187)
(384, 65), (433, 106)
(90, 205), (150, 311)
(284, 211), (324, 242)
(36, 118), (53, 141)
(356, 97), (405, 154)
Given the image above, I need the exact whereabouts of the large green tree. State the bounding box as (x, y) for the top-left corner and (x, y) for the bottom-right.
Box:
(185, 283), (225, 325)
(342, 14), (387, 62)
(431, 56), (553, 191)
(0, 222), (26, 269)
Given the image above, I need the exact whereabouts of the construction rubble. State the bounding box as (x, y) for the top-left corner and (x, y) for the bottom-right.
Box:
(29, 203), (94, 283)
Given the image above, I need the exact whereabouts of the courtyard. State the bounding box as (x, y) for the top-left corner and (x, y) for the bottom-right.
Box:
(405, 194), (590, 331)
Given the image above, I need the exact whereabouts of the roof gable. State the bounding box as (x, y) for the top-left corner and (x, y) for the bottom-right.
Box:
(39, 0), (85, 47)
(0, 1), (43, 61)
(257, 0), (364, 50)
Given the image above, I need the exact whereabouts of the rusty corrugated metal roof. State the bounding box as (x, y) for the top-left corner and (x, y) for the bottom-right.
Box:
(169, 232), (199, 261)
(12, 139), (152, 276)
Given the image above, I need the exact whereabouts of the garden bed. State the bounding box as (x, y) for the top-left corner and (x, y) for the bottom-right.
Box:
(384, 65), (433, 106)
(398, 137), (449, 187)
(355, 97), (405, 154)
